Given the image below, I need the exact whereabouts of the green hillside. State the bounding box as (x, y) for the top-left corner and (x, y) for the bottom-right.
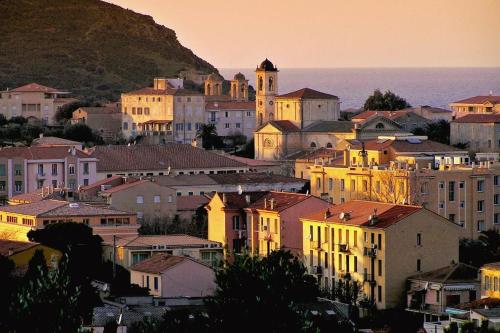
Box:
(0, 0), (217, 100)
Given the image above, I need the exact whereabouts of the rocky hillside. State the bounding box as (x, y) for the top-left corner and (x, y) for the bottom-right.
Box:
(0, 0), (216, 100)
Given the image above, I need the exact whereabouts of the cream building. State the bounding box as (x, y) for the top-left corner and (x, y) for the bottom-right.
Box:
(450, 95), (500, 119)
(0, 83), (76, 125)
(451, 114), (500, 154)
(121, 78), (204, 144)
(302, 200), (461, 309)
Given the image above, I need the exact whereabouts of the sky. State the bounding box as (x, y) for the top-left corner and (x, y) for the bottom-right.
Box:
(106, 0), (500, 69)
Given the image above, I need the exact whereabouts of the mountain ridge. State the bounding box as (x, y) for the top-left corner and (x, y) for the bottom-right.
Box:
(0, 0), (217, 100)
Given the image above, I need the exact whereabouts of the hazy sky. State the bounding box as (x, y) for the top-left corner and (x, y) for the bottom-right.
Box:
(106, 0), (500, 68)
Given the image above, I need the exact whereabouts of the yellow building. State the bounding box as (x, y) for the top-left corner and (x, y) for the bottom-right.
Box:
(301, 200), (461, 309)
(0, 200), (138, 241)
(0, 239), (61, 269)
(480, 262), (500, 299)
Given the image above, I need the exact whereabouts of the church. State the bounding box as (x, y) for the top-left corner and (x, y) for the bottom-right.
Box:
(253, 59), (409, 161)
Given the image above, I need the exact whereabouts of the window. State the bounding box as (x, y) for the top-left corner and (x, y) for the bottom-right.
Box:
(363, 180), (368, 192)
(449, 214), (455, 223)
(83, 179), (89, 186)
(123, 121), (129, 129)
(448, 181), (455, 201)
(340, 179), (345, 191)
(37, 164), (44, 176)
(420, 182), (428, 194)
(436, 290), (441, 303)
(378, 285), (382, 303)
(309, 225), (313, 241)
(417, 233), (422, 246)
(0, 164), (5, 176)
(378, 234), (382, 250)
(495, 176), (499, 186)
(439, 181), (444, 189)
(154, 276), (158, 290)
(14, 165), (22, 176)
(137, 107), (143, 115)
(353, 230), (357, 247)
(324, 252), (329, 269)
(225, 111), (229, 118)
(51, 163), (57, 176)
(136, 196), (144, 204)
(351, 179), (356, 191)
(225, 123), (230, 129)
(477, 179), (485, 192)
(14, 181), (22, 192)
(188, 191), (193, 196)
(232, 216), (240, 230)
(0, 181), (5, 191)
(378, 259), (382, 276)
(137, 211), (144, 219)
(132, 107), (136, 115)
(236, 123), (241, 128)
(154, 195), (161, 203)
(353, 256), (357, 272)
(69, 164), (75, 175)
(316, 177), (321, 190)
(417, 259), (421, 271)
(146, 275), (150, 289)
(309, 250), (314, 267)
(37, 180), (44, 189)
(439, 201), (444, 209)
(477, 220), (485, 231)
(328, 178), (333, 191)
(459, 181), (465, 189)
(83, 163), (89, 175)
(477, 200), (484, 212)
(460, 201), (465, 208)
(144, 107), (150, 115)
(495, 213), (500, 225)
(168, 195), (173, 203)
(496, 194), (500, 205)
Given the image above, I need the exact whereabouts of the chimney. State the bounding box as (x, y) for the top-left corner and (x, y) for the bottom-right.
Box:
(353, 123), (361, 139)
(245, 195), (251, 205)
(264, 198), (267, 209)
(369, 208), (378, 225)
(343, 149), (349, 166)
(222, 193), (227, 204)
(270, 198), (275, 210)
(39, 133), (44, 139)
(324, 208), (332, 219)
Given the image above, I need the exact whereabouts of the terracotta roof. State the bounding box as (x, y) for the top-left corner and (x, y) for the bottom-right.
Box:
(247, 191), (315, 212)
(452, 114), (500, 123)
(277, 88), (338, 100)
(0, 146), (91, 159)
(346, 138), (460, 153)
(10, 83), (67, 93)
(102, 234), (221, 248)
(481, 262), (500, 270)
(0, 240), (39, 256)
(408, 263), (479, 284)
(130, 254), (186, 274)
(102, 180), (150, 194)
(257, 120), (300, 133)
(294, 148), (343, 161)
(123, 87), (201, 96)
(90, 144), (247, 172)
(9, 189), (65, 204)
(76, 107), (119, 114)
(205, 101), (255, 111)
(177, 195), (211, 211)
(302, 200), (422, 229)
(0, 200), (131, 217)
(215, 191), (269, 209)
(456, 297), (500, 310)
(221, 155), (280, 166)
(207, 172), (305, 185)
(352, 110), (413, 121)
(451, 96), (500, 104)
(31, 136), (82, 147)
(409, 106), (452, 114)
(78, 175), (129, 191)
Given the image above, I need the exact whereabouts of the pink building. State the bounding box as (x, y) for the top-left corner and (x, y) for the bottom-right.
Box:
(0, 146), (97, 203)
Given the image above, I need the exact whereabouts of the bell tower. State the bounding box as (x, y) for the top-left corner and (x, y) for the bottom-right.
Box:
(255, 59), (278, 126)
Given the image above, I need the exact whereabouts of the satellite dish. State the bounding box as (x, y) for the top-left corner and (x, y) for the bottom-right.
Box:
(237, 185), (243, 195)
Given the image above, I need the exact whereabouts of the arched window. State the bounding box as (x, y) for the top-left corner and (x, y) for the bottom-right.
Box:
(258, 76), (263, 91)
(269, 77), (274, 91)
(326, 142), (333, 148)
(269, 112), (274, 121)
(232, 85), (237, 97)
(241, 84), (245, 93)
(206, 83), (211, 95)
(215, 83), (220, 95)
(258, 113), (263, 125)
(310, 142), (317, 148)
(264, 138), (274, 148)
(375, 122), (385, 129)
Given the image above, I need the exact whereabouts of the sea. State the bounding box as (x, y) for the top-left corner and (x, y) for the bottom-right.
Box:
(220, 68), (500, 110)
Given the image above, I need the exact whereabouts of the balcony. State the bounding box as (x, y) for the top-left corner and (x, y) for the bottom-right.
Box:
(363, 247), (378, 258)
(338, 243), (350, 253)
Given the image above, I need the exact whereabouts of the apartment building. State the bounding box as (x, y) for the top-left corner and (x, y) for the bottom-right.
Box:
(88, 144), (250, 180)
(206, 191), (331, 257)
(121, 78), (204, 144)
(311, 158), (500, 239)
(101, 234), (222, 269)
(0, 200), (138, 241)
(0, 146), (97, 203)
(71, 106), (122, 143)
(0, 83), (76, 125)
(450, 95), (500, 119)
(405, 106), (453, 122)
(301, 200), (461, 309)
(205, 101), (255, 140)
(451, 114), (500, 154)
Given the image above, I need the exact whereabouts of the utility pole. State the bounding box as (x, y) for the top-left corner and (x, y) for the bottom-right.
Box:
(113, 235), (116, 279)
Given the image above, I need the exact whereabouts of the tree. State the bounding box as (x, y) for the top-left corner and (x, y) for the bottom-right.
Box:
(23, 249), (48, 283)
(55, 101), (98, 123)
(9, 255), (83, 333)
(234, 138), (255, 159)
(9, 116), (28, 125)
(196, 123), (223, 149)
(63, 122), (103, 143)
(422, 120), (450, 144)
(0, 255), (15, 330)
(207, 250), (319, 332)
(0, 114), (7, 126)
(364, 89), (411, 111)
(103, 320), (119, 333)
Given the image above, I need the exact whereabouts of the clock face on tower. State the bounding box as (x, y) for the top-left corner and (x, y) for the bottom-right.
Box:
(269, 101), (274, 106)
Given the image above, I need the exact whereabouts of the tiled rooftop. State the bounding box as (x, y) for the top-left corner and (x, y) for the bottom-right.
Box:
(102, 234), (221, 248)
(452, 114), (500, 123)
(10, 83), (66, 93)
(277, 88), (338, 100)
(0, 240), (39, 256)
(31, 136), (82, 147)
(346, 138), (461, 153)
(302, 200), (422, 229)
(0, 200), (131, 217)
(247, 191), (314, 212)
(408, 263), (478, 284)
(130, 254), (189, 274)
(451, 96), (500, 104)
(0, 146), (92, 159)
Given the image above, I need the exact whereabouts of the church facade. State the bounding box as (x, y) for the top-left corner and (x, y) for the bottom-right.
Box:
(253, 59), (407, 161)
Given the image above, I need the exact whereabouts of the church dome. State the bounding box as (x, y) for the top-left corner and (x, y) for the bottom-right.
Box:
(233, 72), (246, 81)
(207, 73), (224, 82)
(258, 58), (278, 71)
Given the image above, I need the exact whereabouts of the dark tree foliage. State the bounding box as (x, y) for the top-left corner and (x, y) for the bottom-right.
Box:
(9, 116), (28, 125)
(423, 120), (450, 144)
(63, 122), (103, 143)
(54, 101), (92, 123)
(207, 250), (319, 332)
(460, 229), (500, 267)
(234, 138), (255, 159)
(23, 249), (48, 283)
(196, 123), (223, 150)
(103, 320), (119, 333)
(9, 255), (83, 333)
(0, 114), (7, 126)
(364, 89), (411, 111)
(0, 255), (15, 330)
